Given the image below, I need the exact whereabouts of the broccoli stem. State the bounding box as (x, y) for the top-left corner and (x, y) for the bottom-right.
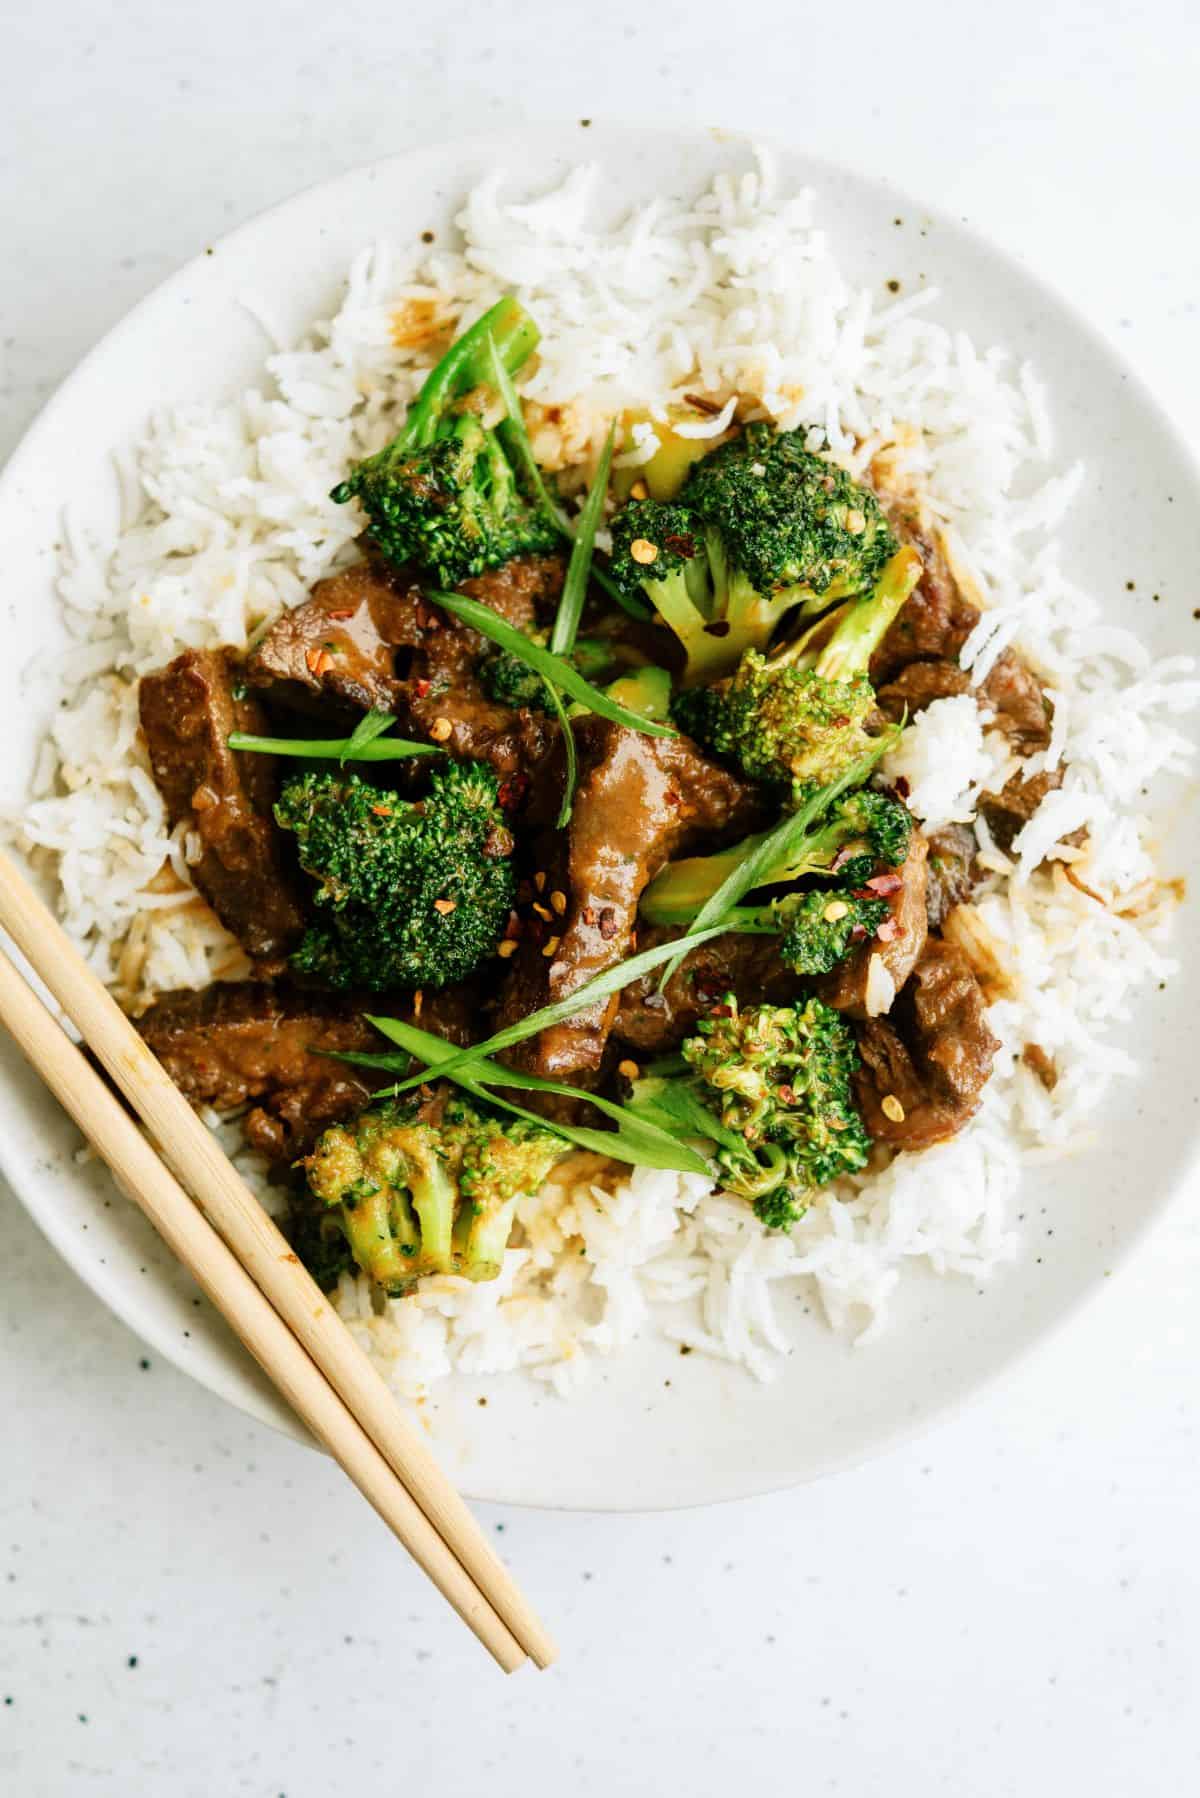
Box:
(340, 1187), (421, 1292)
(402, 1150), (457, 1276)
(454, 1195), (521, 1283)
(640, 806), (871, 928)
(404, 298), (539, 451)
(811, 546), (921, 683)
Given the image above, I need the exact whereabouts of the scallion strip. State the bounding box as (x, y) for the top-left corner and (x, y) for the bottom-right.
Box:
(333, 1020), (709, 1175)
(486, 335), (651, 624)
(550, 424), (615, 657)
(425, 591), (675, 738)
(654, 729), (901, 990)
(340, 707), (400, 763)
(542, 680), (579, 827)
(375, 924), (731, 1096)
(228, 731), (438, 762)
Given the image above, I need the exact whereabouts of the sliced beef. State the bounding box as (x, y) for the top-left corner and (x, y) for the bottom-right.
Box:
(245, 560), (427, 715)
(494, 720), (761, 1080)
(854, 938), (1000, 1149)
(978, 767), (1065, 852)
(876, 652), (1051, 751)
(817, 830), (929, 1020)
(978, 653), (1052, 750)
(137, 981), (384, 1162)
(870, 509), (980, 685)
(924, 823), (980, 930)
(613, 929), (804, 1058)
(382, 553), (567, 779)
(399, 680), (555, 784)
(138, 650), (305, 961)
(247, 552), (565, 729)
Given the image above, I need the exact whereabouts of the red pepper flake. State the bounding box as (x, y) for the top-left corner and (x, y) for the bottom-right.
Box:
(776, 1084), (796, 1105)
(830, 845), (856, 873)
(503, 912), (522, 941)
(326, 607), (356, 621)
(893, 775), (911, 799)
(850, 923), (868, 941)
(496, 774), (528, 811)
(598, 906), (618, 940)
(832, 714), (850, 729)
(663, 789), (681, 808)
(433, 898), (456, 916)
(863, 872), (903, 897)
(305, 647), (334, 677)
(370, 804), (393, 816)
(582, 906), (597, 927)
(875, 917), (899, 942)
(662, 532), (697, 558)
(414, 677), (432, 699)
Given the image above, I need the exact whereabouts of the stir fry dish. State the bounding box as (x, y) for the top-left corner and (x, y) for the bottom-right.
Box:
(127, 294), (1091, 1303)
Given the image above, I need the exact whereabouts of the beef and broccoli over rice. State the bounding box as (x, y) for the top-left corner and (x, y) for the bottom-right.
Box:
(16, 152), (1197, 1396)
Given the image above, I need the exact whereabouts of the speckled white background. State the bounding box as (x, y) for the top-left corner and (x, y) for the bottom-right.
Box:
(3, 3), (1200, 1792)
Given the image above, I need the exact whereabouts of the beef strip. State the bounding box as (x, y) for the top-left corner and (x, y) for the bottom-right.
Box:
(613, 929), (804, 1057)
(494, 720), (761, 1079)
(870, 509), (980, 685)
(137, 982), (383, 1162)
(977, 767), (1066, 852)
(388, 554), (566, 779)
(854, 938), (999, 1149)
(138, 649), (305, 961)
(876, 652), (1051, 751)
(245, 560), (428, 715)
(247, 551), (565, 730)
(924, 822), (980, 930)
(817, 830), (929, 1020)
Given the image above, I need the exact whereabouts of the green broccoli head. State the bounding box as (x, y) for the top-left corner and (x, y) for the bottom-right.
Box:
(608, 425), (899, 686)
(477, 640), (550, 709)
(685, 996), (871, 1224)
(330, 297), (558, 587)
(301, 1093), (565, 1294)
(682, 424), (897, 600)
(276, 761), (516, 991)
(335, 412), (559, 589)
(639, 788), (912, 932)
(673, 543), (921, 804)
(745, 887), (891, 976)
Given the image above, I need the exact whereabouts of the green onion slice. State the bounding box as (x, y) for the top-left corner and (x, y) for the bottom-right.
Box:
(378, 924), (730, 1096)
(425, 590), (675, 738)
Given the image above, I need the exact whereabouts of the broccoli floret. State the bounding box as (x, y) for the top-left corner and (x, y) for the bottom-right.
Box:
(640, 788), (912, 930)
(607, 425), (900, 686)
(330, 298), (559, 587)
(276, 762), (515, 991)
(628, 996), (870, 1228)
(601, 664), (673, 722)
(726, 887), (891, 976)
(477, 639), (550, 708)
(301, 1093), (565, 1294)
(672, 541), (921, 803)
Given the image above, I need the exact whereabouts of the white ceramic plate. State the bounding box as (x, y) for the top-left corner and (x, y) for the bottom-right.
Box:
(1, 126), (1197, 1509)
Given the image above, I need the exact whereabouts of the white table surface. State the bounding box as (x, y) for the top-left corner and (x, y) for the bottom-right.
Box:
(3, 3), (1199, 1792)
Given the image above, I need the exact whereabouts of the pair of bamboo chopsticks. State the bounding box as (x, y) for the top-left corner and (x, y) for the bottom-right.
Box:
(0, 851), (555, 1674)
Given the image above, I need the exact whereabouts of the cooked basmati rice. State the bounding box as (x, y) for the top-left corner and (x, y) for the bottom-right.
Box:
(14, 148), (1198, 1398)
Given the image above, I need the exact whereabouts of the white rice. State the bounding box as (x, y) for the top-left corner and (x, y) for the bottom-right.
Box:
(14, 148), (1198, 1399)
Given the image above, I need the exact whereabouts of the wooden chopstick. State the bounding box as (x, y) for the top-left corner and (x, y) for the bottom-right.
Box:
(0, 853), (556, 1672)
(0, 948), (526, 1671)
